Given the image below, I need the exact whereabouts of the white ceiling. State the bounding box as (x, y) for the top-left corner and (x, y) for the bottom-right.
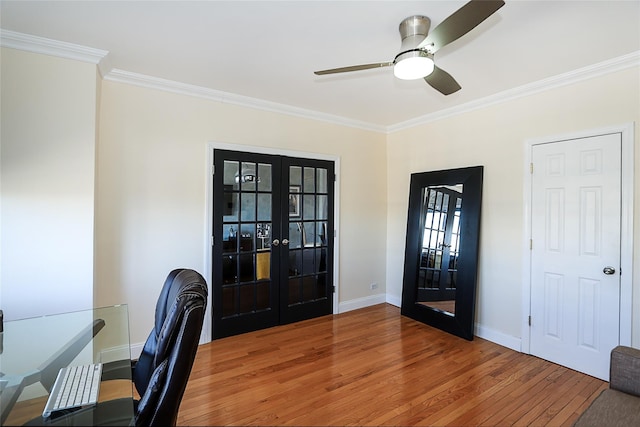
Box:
(1, 1), (639, 129)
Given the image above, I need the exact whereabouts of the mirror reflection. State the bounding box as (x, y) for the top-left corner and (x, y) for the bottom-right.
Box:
(417, 184), (463, 316)
(401, 166), (483, 341)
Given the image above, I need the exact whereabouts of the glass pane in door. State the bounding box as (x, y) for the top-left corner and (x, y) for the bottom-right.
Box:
(221, 160), (273, 318)
(286, 165), (329, 306)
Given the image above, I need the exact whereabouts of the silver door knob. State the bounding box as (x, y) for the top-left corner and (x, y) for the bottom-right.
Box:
(603, 266), (616, 275)
(282, 239), (289, 246)
(272, 239), (279, 246)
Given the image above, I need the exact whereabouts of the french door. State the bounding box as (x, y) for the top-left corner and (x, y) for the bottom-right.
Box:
(212, 150), (334, 339)
(418, 186), (462, 305)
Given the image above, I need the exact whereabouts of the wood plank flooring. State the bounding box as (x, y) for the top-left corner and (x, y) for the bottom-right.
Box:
(178, 304), (606, 426)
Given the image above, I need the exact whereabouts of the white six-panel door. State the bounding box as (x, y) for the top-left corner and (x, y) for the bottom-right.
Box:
(530, 133), (621, 380)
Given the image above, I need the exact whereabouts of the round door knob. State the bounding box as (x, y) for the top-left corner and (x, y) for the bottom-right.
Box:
(603, 266), (616, 275)
(282, 239), (289, 246)
(272, 239), (280, 246)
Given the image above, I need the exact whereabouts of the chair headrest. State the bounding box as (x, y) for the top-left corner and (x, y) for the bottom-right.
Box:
(154, 269), (207, 331)
(152, 269), (207, 365)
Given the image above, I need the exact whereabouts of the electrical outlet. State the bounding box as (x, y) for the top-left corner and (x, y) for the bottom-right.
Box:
(370, 283), (378, 290)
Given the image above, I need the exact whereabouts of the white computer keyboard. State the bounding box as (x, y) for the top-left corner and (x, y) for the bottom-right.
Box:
(42, 363), (102, 418)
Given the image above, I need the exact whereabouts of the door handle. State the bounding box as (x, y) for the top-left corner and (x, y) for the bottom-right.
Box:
(603, 266), (616, 275)
(272, 239), (279, 247)
(282, 239), (289, 246)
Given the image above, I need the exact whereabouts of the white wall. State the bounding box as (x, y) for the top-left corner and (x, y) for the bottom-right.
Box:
(95, 80), (388, 346)
(3, 43), (638, 358)
(386, 67), (640, 348)
(0, 48), (98, 320)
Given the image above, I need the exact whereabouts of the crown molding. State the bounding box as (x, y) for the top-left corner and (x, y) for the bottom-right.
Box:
(0, 29), (383, 131)
(2, 29), (637, 134)
(387, 50), (640, 133)
(0, 29), (111, 76)
(103, 69), (386, 133)
(104, 51), (640, 134)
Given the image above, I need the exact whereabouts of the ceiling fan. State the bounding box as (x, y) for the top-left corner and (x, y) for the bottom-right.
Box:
(314, 0), (505, 95)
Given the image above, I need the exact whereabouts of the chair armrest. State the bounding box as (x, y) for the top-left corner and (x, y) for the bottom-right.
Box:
(610, 345), (640, 396)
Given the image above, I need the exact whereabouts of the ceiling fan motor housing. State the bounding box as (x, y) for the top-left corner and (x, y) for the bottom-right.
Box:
(394, 14), (434, 78)
(399, 15), (431, 51)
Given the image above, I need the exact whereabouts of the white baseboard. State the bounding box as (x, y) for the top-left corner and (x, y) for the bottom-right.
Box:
(386, 294), (401, 308)
(474, 323), (522, 352)
(129, 342), (144, 360)
(338, 294), (387, 313)
(99, 344), (130, 361)
(99, 343), (142, 362)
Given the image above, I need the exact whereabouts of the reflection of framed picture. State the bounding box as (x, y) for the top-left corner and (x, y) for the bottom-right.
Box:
(257, 222), (271, 250)
(289, 185), (301, 218)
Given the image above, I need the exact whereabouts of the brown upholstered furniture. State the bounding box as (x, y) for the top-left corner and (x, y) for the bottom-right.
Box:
(573, 346), (640, 426)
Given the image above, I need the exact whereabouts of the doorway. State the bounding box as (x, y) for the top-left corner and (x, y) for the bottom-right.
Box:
(211, 149), (335, 339)
(523, 124), (634, 380)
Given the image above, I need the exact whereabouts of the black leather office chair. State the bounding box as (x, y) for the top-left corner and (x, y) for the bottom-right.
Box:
(130, 268), (208, 426)
(25, 269), (207, 426)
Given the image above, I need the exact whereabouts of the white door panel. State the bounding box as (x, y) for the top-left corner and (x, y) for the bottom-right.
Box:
(530, 133), (621, 380)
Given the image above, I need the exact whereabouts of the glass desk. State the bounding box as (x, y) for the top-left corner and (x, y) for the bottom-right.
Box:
(0, 305), (135, 426)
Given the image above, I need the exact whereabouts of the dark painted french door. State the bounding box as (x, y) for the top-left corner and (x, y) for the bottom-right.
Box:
(212, 150), (334, 339)
(418, 186), (461, 302)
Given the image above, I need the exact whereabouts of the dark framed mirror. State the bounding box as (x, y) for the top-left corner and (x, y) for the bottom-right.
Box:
(401, 166), (483, 340)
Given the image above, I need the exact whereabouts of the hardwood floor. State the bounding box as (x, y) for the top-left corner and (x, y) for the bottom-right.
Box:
(178, 304), (606, 426)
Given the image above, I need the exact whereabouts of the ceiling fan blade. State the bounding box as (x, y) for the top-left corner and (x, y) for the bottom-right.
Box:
(424, 66), (461, 95)
(418, 0), (505, 52)
(314, 62), (393, 75)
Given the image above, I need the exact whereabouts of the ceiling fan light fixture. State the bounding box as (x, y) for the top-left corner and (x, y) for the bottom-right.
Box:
(393, 50), (434, 80)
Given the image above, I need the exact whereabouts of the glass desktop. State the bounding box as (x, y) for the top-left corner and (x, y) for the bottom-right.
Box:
(0, 305), (134, 426)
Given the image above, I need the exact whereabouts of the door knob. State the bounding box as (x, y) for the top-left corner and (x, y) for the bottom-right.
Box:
(272, 239), (280, 246)
(603, 266), (616, 275)
(282, 239), (289, 246)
